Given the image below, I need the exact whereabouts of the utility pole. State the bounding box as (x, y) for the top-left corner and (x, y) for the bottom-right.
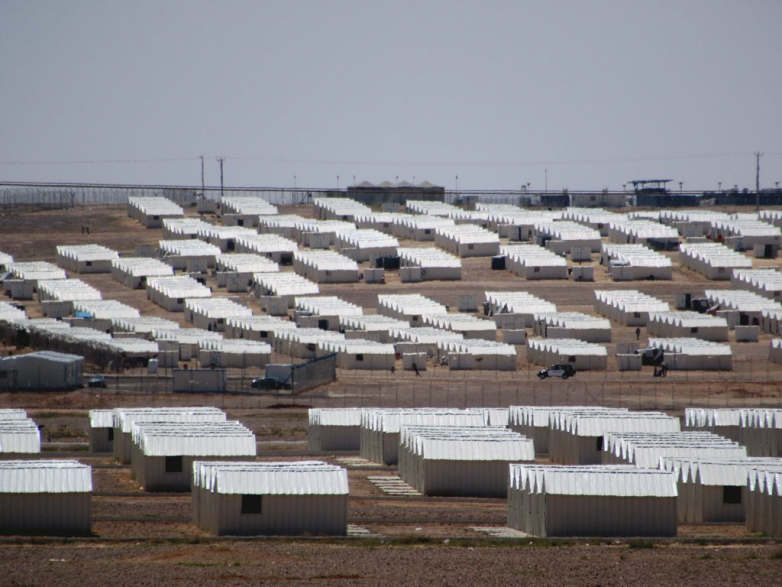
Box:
(545, 168), (548, 193)
(755, 152), (763, 211)
(200, 156), (205, 197)
(217, 157), (225, 201)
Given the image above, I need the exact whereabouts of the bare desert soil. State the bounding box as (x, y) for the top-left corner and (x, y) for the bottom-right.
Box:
(1, 203), (781, 585)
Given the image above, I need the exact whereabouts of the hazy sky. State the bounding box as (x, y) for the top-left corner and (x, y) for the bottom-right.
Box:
(1, 1), (780, 191)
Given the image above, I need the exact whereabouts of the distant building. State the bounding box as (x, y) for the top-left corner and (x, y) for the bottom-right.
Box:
(0, 351), (83, 391)
(346, 181), (445, 206)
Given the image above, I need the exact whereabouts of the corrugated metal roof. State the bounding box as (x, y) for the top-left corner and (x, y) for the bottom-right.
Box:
(135, 421), (256, 457)
(193, 460), (349, 495)
(660, 457), (782, 486)
(0, 460), (92, 494)
(309, 408), (364, 427)
(89, 409), (115, 428)
(361, 409), (484, 433)
(402, 426), (534, 461)
(509, 464), (677, 497)
(114, 407), (227, 433)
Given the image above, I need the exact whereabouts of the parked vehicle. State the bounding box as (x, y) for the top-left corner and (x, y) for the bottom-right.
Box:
(87, 375), (107, 388)
(537, 364), (576, 380)
(250, 377), (292, 391)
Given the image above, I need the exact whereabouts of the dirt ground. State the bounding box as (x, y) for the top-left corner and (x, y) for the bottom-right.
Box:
(1, 203), (781, 584)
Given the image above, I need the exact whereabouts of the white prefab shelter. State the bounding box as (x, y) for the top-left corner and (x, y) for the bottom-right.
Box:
(159, 240), (221, 270)
(89, 409), (115, 453)
(223, 315), (297, 343)
(378, 294), (448, 324)
(37, 278), (102, 303)
(154, 328), (222, 364)
(314, 196), (371, 221)
(339, 315), (410, 343)
(0, 460), (92, 535)
(0, 351), (83, 392)
(771, 339), (782, 365)
(434, 224), (500, 257)
(354, 212), (411, 233)
(532, 220), (602, 253)
(56, 244), (120, 274)
(562, 208), (626, 235)
(422, 314), (497, 341)
(647, 311), (729, 342)
(274, 328), (345, 359)
(704, 289), (779, 327)
(146, 275), (211, 312)
(709, 218), (780, 250)
(600, 243), (673, 281)
(192, 461), (348, 536)
(646, 337), (733, 371)
(162, 217), (211, 239)
(762, 309), (782, 335)
(111, 257), (174, 289)
(360, 409), (485, 465)
(252, 273), (319, 309)
(392, 214), (455, 241)
(220, 196), (278, 226)
(684, 408), (745, 443)
(737, 409), (782, 457)
(501, 244), (568, 280)
(507, 465), (678, 537)
(293, 250), (359, 283)
(198, 339), (272, 369)
(509, 406), (627, 456)
(437, 339), (517, 371)
(747, 467), (782, 536)
(196, 225), (259, 252)
(112, 407), (227, 464)
(593, 290), (670, 326)
(71, 300), (140, 331)
(388, 327), (463, 358)
(317, 339), (396, 370)
(533, 312), (612, 343)
(111, 316), (180, 336)
(406, 200), (462, 217)
(484, 291), (557, 328)
(0, 418), (42, 453)
(335, 228), (399, 262)
(548, 411), (681, 465)
(660, 209), (730, 237)
(0, 302), (26, 323)
(132, 421), (256, 492)
(0, 251), (13, 271)
(184, 297), (252, 331)
(215, 253), (279, 291)
(293, 219), (357, 247)
(397, 247), (462, 281)
(679, 242), (753, 280)
(602, 431), (747, 469)
(527, 338), (607, 370)
(308, 408), (364, 451)
(8, 261), (67, 284)
(661, 457), (782, 524)
(607, 219), (679, 248)
(257, 214), (308, 239)
(128, 197), (184, 228)
(480, 208), (562, 240)
(731, 268), (782, 301)
(398, 426), (534, 497)
(294, 296), (363, 331)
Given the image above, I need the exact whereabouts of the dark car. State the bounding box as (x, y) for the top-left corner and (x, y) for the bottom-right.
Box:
(87, 375), (107, 388)
(250, 377), (291, 391)
(537, 364), (576, 380)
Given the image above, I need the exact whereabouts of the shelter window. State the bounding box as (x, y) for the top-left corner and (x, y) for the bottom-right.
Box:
(468, 244), (475, 250)
(356, 354), (364, 362)
(690, 327), (699, 333)
(568, 356), (576, 362)
(165, 456), (183, 473)
(534, 267), (540, 273)
(634, 312), (641, 318)
(86, 261), (93, 267)
(260, 331), (268, 339)
(596, 436), (604, 451)
(723, 486), (742, 505)
(241, 495), (262, 514)
(107, 428), (114, 441)
(424, 229), (431, 235)
(177, 298), (184, 304)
